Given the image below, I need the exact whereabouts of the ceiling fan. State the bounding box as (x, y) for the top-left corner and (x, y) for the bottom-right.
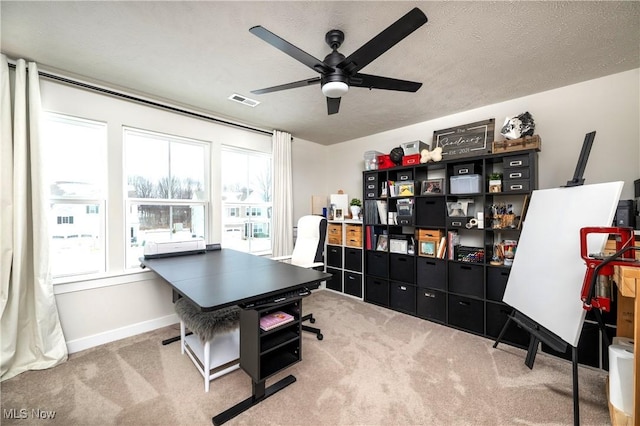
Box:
(249, 7), (428, 115)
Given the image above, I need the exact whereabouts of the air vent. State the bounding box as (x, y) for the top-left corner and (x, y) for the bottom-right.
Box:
(228, 94), (260, 107)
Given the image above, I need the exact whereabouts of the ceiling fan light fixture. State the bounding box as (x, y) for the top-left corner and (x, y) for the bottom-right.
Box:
(322, 81), (348, 98)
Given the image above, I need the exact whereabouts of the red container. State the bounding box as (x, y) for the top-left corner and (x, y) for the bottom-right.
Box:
(402, 154), (420, 166)
(377, 154), (394, 169)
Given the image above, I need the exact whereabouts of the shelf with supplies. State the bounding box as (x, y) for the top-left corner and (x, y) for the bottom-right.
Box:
(362, 149), (540, 349)
(324, 219), (363, 299)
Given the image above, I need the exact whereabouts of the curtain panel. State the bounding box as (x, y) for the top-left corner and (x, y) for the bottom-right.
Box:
(271, 130), (293, 257)
(0, 55), (67, 381)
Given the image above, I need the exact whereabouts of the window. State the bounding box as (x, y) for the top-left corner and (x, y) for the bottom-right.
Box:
(42, 113), (107, 278)
(124, 128), (209, 268)
(221, 147), (272, 254)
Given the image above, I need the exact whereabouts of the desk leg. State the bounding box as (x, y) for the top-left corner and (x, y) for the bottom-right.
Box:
(161, 331), (192, 346)
(211, 375), (296, 425)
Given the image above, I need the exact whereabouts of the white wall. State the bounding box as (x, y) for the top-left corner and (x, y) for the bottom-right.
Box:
(325, 69), (640, 201)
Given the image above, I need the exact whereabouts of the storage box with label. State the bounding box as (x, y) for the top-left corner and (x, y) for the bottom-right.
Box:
(401, 140), (429, 155)
(402, 154), (421, 166)
(416, 229), (443, 240)
(450, 174), (482, 194)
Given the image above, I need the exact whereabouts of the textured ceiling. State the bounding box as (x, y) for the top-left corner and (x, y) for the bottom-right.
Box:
(2, 1), (639, 145)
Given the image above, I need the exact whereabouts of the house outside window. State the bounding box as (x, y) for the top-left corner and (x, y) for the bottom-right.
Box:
(221, 147), (272, 254)
(42, 113), (107, 278)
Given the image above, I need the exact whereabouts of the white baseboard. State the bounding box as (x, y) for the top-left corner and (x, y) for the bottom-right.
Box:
(66, 313), (179, 354)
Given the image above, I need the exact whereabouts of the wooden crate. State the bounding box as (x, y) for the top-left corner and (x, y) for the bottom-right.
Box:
(345, 224), (362, 248)
(327, 224), (342, 245)
(415, 229), (443, 240)
(492, 135), (541, 154)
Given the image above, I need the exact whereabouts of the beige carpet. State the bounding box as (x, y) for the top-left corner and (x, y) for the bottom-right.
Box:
(1, 291), (610, 425)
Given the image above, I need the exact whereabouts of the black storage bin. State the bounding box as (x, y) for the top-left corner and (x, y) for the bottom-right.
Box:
(417, 289), (446, 322)
(503, 155), (530, 169)
(365, 276), (389, 306)
(504, 168), (530, 180)
(415, 197), (446, 227)
(364, 173), (378, 184)
(448, 262), (484, 298)
(397, 170), (413, 181)
(325, 267), (342, 292)
(326, 245), (342, 268)
(366, 251), (388, 278)
(416, 257), (446, 290)
(389, 253), (415, 284)
(453, 163), (475, 176)
(503, 180), (530, 192)
(447, 216), (471, 228)
(485, 302), (529, 347)
(448, 294), (484, 334)
(389, 282), (416, 314)
(344, 248), (362, 272)
(486, 267), (510, 301)
(343, 271), (363, 298)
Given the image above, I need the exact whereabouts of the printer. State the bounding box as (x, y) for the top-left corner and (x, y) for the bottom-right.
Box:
(143, 237), (206, 259)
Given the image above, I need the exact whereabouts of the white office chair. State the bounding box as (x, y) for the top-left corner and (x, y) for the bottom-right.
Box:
(272, 214), (327, 340)
(174, 298), (241, 392)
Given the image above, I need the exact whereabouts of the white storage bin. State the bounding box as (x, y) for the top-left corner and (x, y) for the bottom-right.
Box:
(450, 174), (482, 194)
(364, 150), (383, 170)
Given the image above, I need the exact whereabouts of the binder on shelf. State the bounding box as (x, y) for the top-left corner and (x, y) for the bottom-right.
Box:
(437, 236), (447, 258)
(259, 311), (294, 331)
(376, 200), (388, 224)
(447, 231), (459, 260)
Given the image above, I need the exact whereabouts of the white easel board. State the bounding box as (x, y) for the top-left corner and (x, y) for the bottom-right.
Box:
(502, 181), (623, 347)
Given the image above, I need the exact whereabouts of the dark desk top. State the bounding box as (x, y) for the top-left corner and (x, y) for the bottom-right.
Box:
(141, 249), (331, 311)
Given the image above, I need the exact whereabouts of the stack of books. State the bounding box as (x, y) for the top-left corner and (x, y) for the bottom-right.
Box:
(259, 311), (294, 331)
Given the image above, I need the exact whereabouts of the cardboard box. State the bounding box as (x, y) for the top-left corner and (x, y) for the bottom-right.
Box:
(416, 229), (443, 240)
(615, 265), (640, 298)
(616, 291), (635, 339)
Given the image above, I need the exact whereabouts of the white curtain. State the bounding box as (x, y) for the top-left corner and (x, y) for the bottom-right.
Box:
(0, 55), (68, 381)
(271, 130), (293, 257)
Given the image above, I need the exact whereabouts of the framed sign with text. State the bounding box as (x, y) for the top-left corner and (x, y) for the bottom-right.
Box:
(432, 118), (495, 159)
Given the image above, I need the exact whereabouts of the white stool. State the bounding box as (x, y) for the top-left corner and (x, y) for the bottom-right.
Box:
(174, 298), (241, 392)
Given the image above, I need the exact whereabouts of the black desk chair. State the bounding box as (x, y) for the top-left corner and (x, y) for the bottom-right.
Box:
(272, 215), (327, 340)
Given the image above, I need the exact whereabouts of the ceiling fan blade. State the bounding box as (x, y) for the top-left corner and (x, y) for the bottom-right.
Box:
(327, 97), (341, 115)
(338, 8), (427, 74)
(250, 26), (333, 74)
(350, 73), (422, 92)
(251, 77), (321, 95)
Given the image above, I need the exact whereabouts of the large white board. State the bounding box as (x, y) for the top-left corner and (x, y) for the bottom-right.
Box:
(502, 181), (624, 347)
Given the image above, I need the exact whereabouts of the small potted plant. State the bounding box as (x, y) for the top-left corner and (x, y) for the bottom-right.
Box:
(349, 198), (362, 219)
(489, 173), (502, 193)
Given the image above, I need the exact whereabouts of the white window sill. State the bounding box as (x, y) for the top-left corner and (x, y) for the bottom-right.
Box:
(53, 268), (158, 295)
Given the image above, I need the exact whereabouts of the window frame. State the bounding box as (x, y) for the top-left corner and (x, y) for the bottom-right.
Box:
(43, 112), (108, 281)
(123, 127), (211, 270)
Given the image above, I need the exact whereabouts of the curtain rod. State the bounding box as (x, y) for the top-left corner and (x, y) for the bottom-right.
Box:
(7, 62), (273, 137)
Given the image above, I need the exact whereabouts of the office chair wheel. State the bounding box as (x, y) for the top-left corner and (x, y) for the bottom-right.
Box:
(317, 333), (323, 340)
(309, 317), (316, 324)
